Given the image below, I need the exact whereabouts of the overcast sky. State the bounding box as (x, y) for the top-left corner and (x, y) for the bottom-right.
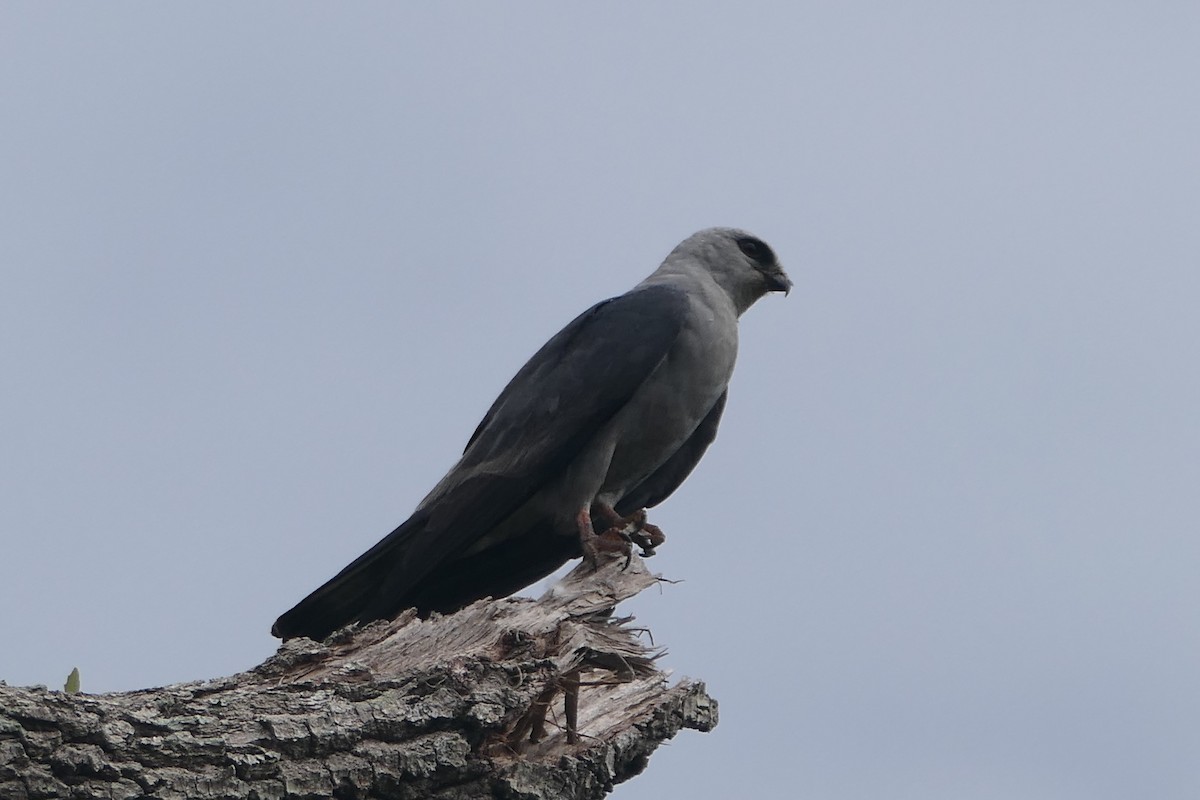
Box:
(3, 4), (1199, 799)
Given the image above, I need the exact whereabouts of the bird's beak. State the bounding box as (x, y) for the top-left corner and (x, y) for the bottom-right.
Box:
(764, 267), (793, 296)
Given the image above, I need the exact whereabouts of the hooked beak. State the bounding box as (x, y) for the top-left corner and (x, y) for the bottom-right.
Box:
(764, 266), (793, 296)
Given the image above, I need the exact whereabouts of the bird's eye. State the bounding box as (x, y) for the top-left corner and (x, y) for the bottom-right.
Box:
(737, 237), (769, 263)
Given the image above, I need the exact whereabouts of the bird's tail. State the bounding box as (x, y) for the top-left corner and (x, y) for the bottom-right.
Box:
(270, 511), (429, 641)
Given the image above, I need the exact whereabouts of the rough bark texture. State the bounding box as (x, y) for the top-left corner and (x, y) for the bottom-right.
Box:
(0, 557), (717, 799)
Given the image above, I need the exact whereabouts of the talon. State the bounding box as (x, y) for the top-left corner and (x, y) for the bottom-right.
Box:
(580, 504), (667, 568)
(629, 522), (665, 557)
(577, 508), (631, 568)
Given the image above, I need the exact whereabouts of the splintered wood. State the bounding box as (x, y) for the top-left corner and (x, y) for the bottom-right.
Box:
(0, 555), (718, 800)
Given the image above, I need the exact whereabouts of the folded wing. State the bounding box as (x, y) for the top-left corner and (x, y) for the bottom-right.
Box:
(272, 283), (693, 639)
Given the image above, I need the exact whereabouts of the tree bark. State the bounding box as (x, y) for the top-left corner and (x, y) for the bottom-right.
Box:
(0, 556), (717, 799)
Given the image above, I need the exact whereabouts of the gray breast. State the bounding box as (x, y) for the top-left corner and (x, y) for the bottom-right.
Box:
(598, 292), (738, 501)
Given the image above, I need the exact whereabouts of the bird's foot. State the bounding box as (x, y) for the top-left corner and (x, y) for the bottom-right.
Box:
(583, 503), (667, 566)
(577, 509), (630, 569)
(607, 509), (665, 558)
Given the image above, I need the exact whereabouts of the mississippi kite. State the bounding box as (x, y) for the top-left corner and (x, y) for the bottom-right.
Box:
(272, 227), (790, 641)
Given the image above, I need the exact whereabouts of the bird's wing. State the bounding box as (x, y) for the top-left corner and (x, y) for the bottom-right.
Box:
(460, 283), (690, 467)
(273, 282), (693, 636)
(615, 388), (727, 515)
(386, 281), (693, 584)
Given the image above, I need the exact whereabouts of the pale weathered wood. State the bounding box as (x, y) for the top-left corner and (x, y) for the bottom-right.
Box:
(0, 555), (717, 799)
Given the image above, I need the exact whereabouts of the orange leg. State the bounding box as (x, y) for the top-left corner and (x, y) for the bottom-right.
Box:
(590, 504), (666, 564)
(576, 507), (632, 568)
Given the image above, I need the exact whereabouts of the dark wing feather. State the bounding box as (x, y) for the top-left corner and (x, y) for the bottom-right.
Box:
(462, 284), (689, 463)
(615, 389), (727, 514)
(372, 282), (692, 599)
(272, 283), (691, 638)
(396, 519), (578, 615)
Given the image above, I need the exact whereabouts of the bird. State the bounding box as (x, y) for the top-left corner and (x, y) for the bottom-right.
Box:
(271, 227), (791, 641)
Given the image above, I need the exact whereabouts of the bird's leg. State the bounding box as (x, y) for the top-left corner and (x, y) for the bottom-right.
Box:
(591, 504), (666, 559)
(577, 508), (630, 568)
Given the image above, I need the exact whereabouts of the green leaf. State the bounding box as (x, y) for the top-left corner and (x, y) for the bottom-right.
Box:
(64, 667), (81, 694)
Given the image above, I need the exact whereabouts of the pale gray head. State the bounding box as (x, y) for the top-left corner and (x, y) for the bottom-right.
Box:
(657, 227), (791, 315)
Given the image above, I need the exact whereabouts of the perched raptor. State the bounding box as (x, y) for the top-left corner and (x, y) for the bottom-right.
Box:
(272, 227), (790, 641)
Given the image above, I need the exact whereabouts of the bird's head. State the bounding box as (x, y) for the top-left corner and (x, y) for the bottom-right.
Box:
(664, 227), (792, 315)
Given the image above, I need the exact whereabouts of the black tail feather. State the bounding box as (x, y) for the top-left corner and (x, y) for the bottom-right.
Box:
(399, 525), (581, 616)
(270, 511), (429, 641)
(271, 516), (582, 641)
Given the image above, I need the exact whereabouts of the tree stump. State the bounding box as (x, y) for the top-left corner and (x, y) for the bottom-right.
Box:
(0, 556), (718, 799)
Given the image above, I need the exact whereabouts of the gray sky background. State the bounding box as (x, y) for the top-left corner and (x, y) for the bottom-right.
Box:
(3, 4), (1198, 798)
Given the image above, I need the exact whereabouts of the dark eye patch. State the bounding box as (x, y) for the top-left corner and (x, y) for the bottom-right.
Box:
(737, 236), (775, 266)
